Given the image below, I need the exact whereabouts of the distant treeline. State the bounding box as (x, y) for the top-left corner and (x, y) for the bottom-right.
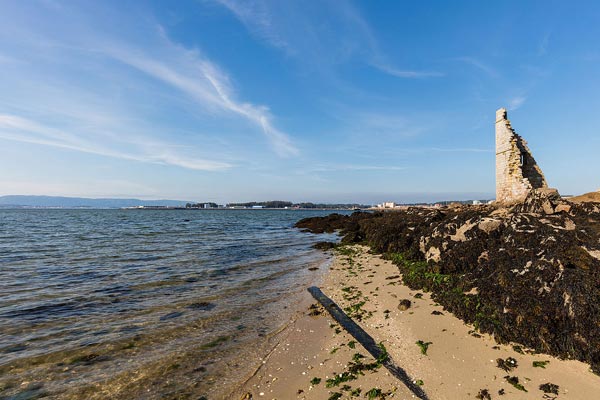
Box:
(226, 201), (369, 209)
(294, 202), (369, 209)
(184, 200), (371, 209)
(185, 202), (219, 208)
(227, 201), (293, 208)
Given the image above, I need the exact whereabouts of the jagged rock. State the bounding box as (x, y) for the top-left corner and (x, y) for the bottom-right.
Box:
(425, 246), (441, 262)
(555, 204), (572, 213)
(512, 188), (564, 214)
(478, 218), (502, 233)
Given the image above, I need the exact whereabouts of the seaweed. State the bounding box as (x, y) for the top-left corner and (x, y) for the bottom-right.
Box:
(297, 193), (600, 372)
(365, 388), (383, 399)
(308, 303), (323, 316)
(476, 389), (491, 400)
(376, 342), (389, 364)
(539, 382), (559, 395)
(496, 357), (518, 372)
(199, 335), (230, 350)
(326, 372), (357, 387)
(310, 377), (321, 385)
(533, 360), (550, 368)
(416, 340), (432, 355)
(504, 376), (527, 392)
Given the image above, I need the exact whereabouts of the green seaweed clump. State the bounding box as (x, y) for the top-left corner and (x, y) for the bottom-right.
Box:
(539, 382), (559, 395)
(504, 376), (527, 392)
(496, 357), (518, 372)
(416, 340), (432, 355)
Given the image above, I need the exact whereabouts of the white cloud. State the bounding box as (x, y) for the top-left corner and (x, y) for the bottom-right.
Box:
(508, 96), (526, 110)
(215, 0), (290, 52)
(104, 37), (298, 157)
(0, 114), (231, 171)
(371, 62), (444, 78)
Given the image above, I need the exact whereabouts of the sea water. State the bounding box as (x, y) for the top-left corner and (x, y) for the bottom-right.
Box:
(0, 209), (343, 399)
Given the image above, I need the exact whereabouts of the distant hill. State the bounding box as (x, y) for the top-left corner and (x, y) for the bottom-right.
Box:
(569, 191), (600, 204)
(0, 195), (189, 208)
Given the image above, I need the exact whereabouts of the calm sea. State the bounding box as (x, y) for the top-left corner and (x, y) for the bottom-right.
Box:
(0, 209), (343, 399)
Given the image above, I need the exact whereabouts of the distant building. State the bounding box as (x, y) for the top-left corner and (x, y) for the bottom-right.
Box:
(377, 202), (397, 209)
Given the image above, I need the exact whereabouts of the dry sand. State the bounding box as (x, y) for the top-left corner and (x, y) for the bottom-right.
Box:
(234, 245), (600, 399)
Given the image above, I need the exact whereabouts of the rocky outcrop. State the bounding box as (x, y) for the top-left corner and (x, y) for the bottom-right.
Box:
(296, 192), (600, 372)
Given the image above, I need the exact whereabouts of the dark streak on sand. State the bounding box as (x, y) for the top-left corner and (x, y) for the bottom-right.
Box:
(308, 286), (430, 400)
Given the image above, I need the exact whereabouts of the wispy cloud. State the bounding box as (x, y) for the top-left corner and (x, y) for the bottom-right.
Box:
(214, 0), (291, 52)
(308, 164), (408, 173)
(0, 114), (232, 170)
(538, 32), (551, 56)
(455, 56), (499, 78)
(215, 0), (442, 79)
(426, 147), (493, 153)
(371, 62), (444, 78)
(102, 33), (298, 157)
(0, 2), (298, 171)
(508, 95), (526, 110)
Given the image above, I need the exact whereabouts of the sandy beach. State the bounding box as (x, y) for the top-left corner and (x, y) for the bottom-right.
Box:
(234, 245), (600, 399)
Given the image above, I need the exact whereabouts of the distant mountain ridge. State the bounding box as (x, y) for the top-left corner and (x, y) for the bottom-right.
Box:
(0, 195), (189, 208)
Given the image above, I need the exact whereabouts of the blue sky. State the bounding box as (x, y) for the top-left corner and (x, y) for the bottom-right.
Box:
(0, 1), (599, 204)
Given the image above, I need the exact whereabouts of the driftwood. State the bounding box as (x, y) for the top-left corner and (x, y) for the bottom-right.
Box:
(308, 286), (429, 400)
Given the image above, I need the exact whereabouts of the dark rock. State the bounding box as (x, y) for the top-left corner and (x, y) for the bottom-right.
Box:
(313, 241), (337, 251)
(398, 299), (412, 311)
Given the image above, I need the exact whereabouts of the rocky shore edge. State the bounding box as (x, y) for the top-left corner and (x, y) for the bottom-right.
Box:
(295, 189), (600, 373)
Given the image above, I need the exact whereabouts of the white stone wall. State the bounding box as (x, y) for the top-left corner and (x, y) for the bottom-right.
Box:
(495, 108), (548, 203)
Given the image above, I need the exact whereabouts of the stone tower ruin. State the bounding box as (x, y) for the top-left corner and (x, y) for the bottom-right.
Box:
(495, 108), (548, 203)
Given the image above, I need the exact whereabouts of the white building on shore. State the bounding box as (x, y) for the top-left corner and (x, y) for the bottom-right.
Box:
(376, 202), (397, 209)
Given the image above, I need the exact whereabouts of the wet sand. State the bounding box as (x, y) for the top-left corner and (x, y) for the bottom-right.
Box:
(235, 245), (600, 399)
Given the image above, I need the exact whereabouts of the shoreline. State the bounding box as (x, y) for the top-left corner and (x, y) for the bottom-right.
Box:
(234, 245), (600, 399)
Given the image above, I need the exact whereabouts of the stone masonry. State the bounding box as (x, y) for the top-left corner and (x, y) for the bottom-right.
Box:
(495, 108), (548, 203)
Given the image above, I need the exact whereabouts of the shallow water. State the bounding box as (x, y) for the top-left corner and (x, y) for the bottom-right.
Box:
(0, 209), (343, 399)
